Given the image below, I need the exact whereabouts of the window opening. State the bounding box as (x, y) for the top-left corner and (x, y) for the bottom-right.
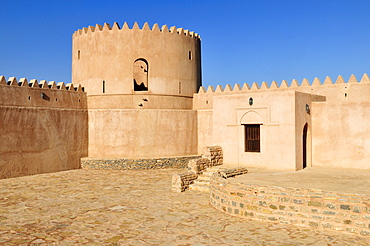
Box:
(179, 81), (181, 94)
(78, 50), (80, 60)
(189, 51), (192, 60)
(133, 59), (148, 91)
(102, 80), (105, 93)
(244, 124), (261, 152)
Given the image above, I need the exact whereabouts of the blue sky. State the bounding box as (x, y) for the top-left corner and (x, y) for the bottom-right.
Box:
(1, 0), (370, 89)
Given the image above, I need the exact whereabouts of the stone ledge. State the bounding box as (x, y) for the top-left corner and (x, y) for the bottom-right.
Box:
(210, 173), (370, 237)
(81, 155), (201, 170)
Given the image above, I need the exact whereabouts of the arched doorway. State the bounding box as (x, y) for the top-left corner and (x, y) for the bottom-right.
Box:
(302, 123), (308, 169)
(133, 59), (148, 91)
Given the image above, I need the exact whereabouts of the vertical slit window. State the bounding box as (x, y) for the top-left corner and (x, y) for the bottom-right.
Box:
(102, 80), (105, 93)
(189, 51), (192, 60)
(179, 81), (181, 94)
(244, 124), (261, 152)
(78, 50), (80, 60)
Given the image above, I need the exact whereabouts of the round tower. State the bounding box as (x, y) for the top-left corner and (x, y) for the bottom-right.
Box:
(72, 22), (201, 159)
(72, 22), (201, 109)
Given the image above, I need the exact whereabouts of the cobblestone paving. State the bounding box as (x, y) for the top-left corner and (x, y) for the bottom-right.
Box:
(0, 169), (368, 245)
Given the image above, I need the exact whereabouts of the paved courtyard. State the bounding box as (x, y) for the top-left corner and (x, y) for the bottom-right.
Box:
(0, 169), (368, 245)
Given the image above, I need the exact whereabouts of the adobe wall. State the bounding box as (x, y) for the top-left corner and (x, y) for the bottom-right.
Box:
(194, 74), (370, 170)
(87, 108), (197, 158)
(72, 22), (201, 98)
(0, 76), (88, 179)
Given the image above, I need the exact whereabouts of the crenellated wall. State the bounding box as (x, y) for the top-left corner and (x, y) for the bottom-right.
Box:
(194, 74), (370, 170)
(0, 76), (88, 179)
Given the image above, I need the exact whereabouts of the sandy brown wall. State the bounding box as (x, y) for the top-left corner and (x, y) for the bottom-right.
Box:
(88, 108), (197, 158)
(0, 78), (88, 178)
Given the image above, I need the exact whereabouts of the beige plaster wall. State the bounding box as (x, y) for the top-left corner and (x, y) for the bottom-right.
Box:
(88, 109), (197, 158)
(72, 22), (201, 98)
(0, 79), (88, 179)
(299, 82), (370, 169)
(195, 90), (299, 170)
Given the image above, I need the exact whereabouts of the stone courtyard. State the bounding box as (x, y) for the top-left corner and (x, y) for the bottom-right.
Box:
(0, 168), (368, 245)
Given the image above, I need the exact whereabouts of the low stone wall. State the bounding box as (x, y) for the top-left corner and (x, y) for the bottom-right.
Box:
(81, 156), (201, 170)
(172, 172), (198, 192)
(202, 146), (223, 166)
(210, 174), (370, 236)
(188, 158), (210, 174)
(218, 168), (249, 179)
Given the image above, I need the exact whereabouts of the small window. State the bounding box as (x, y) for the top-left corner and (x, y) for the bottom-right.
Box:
(188, 51), (192, 60)
(78, 50), (80, 60)
(102, 80), (105, 93)
(244, 124), (260, 152)
(179, 81), (181, 94)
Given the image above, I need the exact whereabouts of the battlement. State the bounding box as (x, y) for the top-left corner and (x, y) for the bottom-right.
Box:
(72, 22), (201, 39)
(0, 75), (86, 109)
(197, 73), (370, 94)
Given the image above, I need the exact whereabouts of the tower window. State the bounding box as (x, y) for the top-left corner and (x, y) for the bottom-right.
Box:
(133, 59), (148, 91)
(179, 82), (181, 94)
(102, 80), (105, 93)
(78, 50), (80, 60)
(244, 124), (261, 152)
(189, 51), (192, 60)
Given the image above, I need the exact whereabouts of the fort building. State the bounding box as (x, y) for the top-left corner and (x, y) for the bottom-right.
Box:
(1, 21), (370, 179)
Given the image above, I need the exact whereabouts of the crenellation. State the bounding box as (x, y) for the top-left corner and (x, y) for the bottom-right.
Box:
(30, 79), (38, 87)
(312, 77), (321, 86)
(0, 76), (6, 85)
(161, 24), (169, 32)
(95, 23), (103, 31)
(241, 83), (250, 91)
(215, 85), (223, 92)
(207, 85), (215, 93)
(19, 78), (28, 87)
(57, 82), (66, 90)
(290, 79), (299, 87)
(348, 74), (358, 83)
(111, 22), (120, 30)
(260, 81), (268, 90)
(198, 86), (206, 93)
(269, 81), (278, 89)
(301, 78), (310, 86)
(323, 76), (333, 85)
(169, 26), (177, 33)
(8, 77), (17, 86)
(224, 84), (232, 92)
(251, 82), (259, 90)
(360, 73), (370, 82)
(49, 81), (57, 89)
(152, 23), (160, 32)
(335, 75), (345, 84)
(233, 83), (241, 91)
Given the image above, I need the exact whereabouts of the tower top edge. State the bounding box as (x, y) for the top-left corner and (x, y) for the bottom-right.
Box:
(72, 21), (201, 39)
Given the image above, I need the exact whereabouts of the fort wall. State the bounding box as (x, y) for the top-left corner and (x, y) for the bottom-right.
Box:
(0, 76), (88, 178)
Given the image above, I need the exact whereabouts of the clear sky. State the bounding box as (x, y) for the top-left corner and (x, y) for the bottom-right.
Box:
(1, 0), (370, 89)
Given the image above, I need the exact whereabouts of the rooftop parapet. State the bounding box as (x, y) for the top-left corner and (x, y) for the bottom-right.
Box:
(197, 73), (370, 94)
(72, 22), (201, 40)
(0, 75), (84, 92)
(0, 75), (86, 109)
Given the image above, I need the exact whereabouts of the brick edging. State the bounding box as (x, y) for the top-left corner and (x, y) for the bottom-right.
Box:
(210, 174), (370, 236)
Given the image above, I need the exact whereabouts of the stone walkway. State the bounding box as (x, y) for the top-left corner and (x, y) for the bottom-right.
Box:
(0, 169), (368, 245)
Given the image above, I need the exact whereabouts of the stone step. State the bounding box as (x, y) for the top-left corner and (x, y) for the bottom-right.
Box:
(193, 180), (210, 186)
(189, 184), (210, 192)
(197, 175), (211, 181)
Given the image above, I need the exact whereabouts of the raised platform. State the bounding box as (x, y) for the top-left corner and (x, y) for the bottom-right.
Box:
(210, 167), (370, 236)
